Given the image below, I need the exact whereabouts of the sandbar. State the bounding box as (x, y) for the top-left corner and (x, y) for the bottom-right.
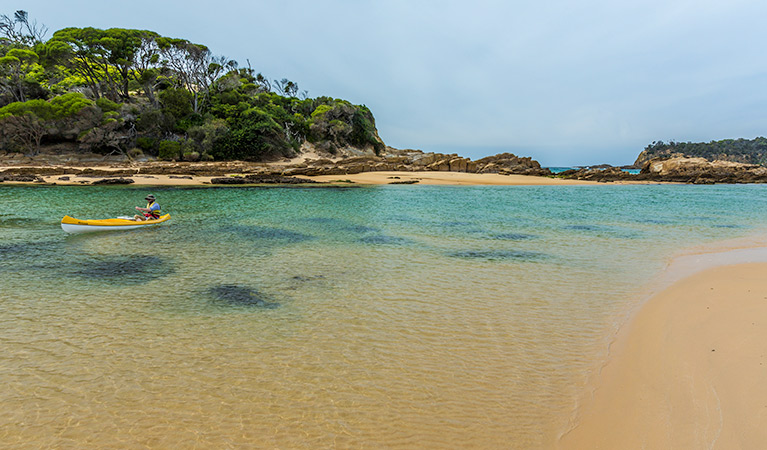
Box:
(0, 169), (609, 186)
(559, 261), (767, 449)
(298, 171), (600, 185)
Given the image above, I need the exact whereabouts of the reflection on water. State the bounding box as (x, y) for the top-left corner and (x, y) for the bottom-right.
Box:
(1, 184), (767, 448)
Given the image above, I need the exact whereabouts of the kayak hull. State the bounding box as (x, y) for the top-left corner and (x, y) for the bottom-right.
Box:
(61, 214), (171, 234)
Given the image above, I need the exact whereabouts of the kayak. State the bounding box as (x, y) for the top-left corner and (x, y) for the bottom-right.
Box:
(60, 214), (171, 234)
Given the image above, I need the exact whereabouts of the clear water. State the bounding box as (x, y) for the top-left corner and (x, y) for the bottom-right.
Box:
(2, 184), (767, 448)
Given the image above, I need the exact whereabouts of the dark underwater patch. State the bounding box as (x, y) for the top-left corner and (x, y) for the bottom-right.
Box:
(563, 224), (602, 231)
(342, 224), (381, 233)
(207, 284), (280, 308)
(713, 224), (744, 229)
(447, 249), (548, 262)
(305, 217), (347, 225)
(562, 224), (642, 239)
(358, 234), (412, 245)
(440, 221), (474, 227)
(302, 218), (381, 234)
(635, 218), (673, 225)
(0, 217), (50, 228)
(486, 232), (537, 240)
(225, 225), (314, 243)
(0, 240), (62, 258)
(72, 255), (173, 284)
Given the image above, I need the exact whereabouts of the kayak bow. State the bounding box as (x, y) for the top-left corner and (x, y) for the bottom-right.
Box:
(61, 214), (171, 234)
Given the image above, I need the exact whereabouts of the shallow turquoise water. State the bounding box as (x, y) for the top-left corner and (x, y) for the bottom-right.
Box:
(1, 184), (767, 448)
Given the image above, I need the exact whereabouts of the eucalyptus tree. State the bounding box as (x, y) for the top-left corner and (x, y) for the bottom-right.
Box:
(0, 47), (39, 102)
(156, 38), (236, 113)
(0, 10), (47, 47)
(43, 27), (157, 100)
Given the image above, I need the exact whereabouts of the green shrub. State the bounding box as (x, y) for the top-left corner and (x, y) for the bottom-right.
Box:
(95, 97), (121, 113)
(159, 87), (193, 118)
(135, 136), (156, 152)
(158, 140), (182, 160)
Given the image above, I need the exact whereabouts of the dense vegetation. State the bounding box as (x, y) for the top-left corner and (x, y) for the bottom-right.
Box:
(638, 137), (767, 166)
(0, 10), (384, 160)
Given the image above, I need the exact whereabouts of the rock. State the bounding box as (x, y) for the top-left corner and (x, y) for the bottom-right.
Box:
(639, 157), (767, 183)
(91, 177), (135, 185)
(0, 174), (45, 183)
(475, 153), (550, 175)
(209, 175), (317, 184)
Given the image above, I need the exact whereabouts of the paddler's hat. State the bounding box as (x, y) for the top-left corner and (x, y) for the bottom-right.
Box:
(145, 194), (156, 201)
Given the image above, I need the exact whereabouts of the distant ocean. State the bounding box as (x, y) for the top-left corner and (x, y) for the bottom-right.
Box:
(2, 184), (766, 448)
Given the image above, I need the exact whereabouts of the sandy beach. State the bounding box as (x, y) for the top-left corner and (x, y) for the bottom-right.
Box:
(0, 169), (607, 186)
(560, 260), (767, 449)
(32, 171), (610, 186)
(298, 171), (601, 185)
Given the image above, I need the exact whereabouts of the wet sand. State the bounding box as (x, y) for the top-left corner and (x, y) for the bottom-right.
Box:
(560, 261), (767, 449)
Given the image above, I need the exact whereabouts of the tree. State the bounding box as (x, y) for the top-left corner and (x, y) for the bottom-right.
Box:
(273, 78), (300, 97)
(132, 36), (163, 106)
(0, 112), (46, 154)
(44, 27), (156, 100)
(0, 48), (39, 102)
(0, 10), (47, 47)
(156, 38), (235, 113)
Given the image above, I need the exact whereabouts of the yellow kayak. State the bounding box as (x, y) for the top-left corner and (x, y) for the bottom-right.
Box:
(61, 214), (171, 233)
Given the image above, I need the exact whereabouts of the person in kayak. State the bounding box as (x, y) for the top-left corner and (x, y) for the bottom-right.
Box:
(134, 194), (162, 221)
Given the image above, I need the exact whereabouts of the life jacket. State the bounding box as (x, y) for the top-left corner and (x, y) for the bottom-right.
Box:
(145, 201), (161, 219)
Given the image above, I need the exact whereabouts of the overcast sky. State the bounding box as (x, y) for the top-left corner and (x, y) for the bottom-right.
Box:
(19, 0), (767, 165)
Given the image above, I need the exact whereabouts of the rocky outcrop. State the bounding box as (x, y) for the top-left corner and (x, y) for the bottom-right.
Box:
(639, 157), (767, 183)
(556, 166), (637, 182)
(0, 174), (45, 183)
(209, 175), (317, 184)
(557, 157), (767, 183)
(474, 153), (550, 176)
(91, 177), (135, 185)
(279, 149), (551, 176)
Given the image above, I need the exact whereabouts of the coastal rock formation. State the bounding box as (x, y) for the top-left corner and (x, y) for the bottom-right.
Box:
(554, 157), (767, 184)
(278, 149), (551, 176)
(210, 175), (318, 184)
(0, 174), (45, 183)
(639, 156), (767, 183)
(474, 153), (550, 176)
(556, 166), (637, 182)
(91, 177), (135, 185)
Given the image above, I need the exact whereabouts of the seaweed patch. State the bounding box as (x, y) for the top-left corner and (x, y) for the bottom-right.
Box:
(486, 233), (538, 240)
(447, 249), (548, 262)
(72, 255), (173, 283)
(207, 284), (280, 308)
(225, 225), (314, 243)
(358, 234), (412, 245)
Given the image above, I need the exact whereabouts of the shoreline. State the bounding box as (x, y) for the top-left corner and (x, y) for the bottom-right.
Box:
(0, 167), (650, 186)
(559, 241), (767, 449)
